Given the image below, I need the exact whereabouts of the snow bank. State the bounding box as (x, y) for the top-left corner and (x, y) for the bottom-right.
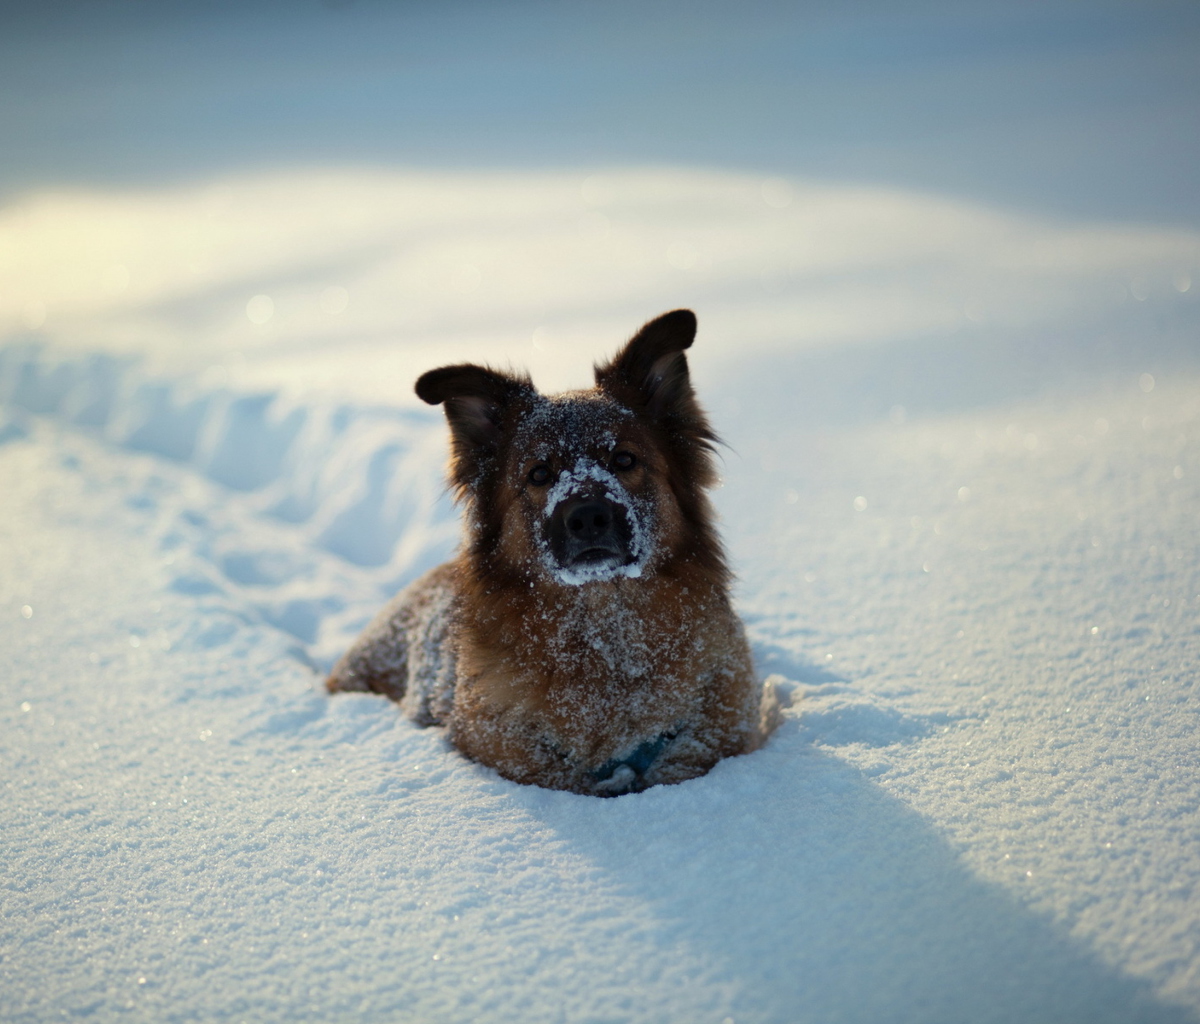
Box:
(3, 168), (1197, 400)
(3, 168), (1200, 1022)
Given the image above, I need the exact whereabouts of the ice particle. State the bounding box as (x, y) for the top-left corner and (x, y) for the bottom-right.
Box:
(245, 294), (274, 325)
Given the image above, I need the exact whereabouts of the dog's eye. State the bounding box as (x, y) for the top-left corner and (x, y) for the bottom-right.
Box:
(528, 464), (552, 486)
(612, 451), (637, 471)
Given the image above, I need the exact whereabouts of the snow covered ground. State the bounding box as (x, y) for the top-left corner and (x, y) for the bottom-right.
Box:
(3, 4), (1200, 1022)
(2, 166), (1199, 1023)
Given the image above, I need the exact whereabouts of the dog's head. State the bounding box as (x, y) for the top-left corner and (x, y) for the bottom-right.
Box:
(416, 309), (725, 586)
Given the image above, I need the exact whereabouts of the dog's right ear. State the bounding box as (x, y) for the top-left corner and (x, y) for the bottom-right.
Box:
(415, 364), (531, 489)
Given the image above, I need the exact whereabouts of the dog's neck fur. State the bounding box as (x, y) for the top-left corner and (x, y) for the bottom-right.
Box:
(458, 552), (723, 691)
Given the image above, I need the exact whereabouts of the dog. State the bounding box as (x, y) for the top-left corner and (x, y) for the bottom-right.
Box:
(327, 309), (776, 795)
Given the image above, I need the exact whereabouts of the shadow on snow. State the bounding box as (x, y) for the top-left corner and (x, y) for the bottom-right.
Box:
(525, 720), (1196, 1024)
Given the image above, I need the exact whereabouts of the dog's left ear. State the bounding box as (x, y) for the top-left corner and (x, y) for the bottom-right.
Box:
(595, 309), (701, 423)
(597, 308), (720, 498)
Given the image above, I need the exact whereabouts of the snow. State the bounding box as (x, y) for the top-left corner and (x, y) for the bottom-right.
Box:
(3, 176), (1199, 1021)
(3, 6), (1200, 1020)
(4, 167), (1196, 405)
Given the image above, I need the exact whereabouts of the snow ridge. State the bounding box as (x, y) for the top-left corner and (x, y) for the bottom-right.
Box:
(0, 342), (457, 664)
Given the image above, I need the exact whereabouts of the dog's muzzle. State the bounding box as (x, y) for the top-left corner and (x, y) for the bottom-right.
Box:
(546, 494), (635, 569)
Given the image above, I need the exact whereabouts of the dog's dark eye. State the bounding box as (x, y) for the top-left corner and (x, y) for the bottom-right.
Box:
(612, 451), (636, 472)
(528, 464), (552, 486)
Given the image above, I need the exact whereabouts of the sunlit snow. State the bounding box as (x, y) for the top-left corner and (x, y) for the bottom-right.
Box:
(3, 7), (1200, 1021)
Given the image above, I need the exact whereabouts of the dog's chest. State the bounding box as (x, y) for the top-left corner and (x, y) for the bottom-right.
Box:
(538, 592), (663, 681)
(458, 582), (715, 733)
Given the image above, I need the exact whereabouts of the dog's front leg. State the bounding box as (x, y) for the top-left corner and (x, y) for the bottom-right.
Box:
(326, 589), (414, 701)
(326, 562), (458, 716)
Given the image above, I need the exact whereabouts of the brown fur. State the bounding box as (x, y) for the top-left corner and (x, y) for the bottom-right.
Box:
(327, 309), (772, 795)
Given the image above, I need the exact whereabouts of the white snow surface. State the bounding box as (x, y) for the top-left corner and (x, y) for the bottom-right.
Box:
(3, 167), (1200, 1023)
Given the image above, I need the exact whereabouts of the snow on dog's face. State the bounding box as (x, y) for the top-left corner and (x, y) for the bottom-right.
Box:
(415, 309), (728, 588)
(508, 392), (655, 586)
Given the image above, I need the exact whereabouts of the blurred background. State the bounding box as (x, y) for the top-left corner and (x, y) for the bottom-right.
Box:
(5, 0), (1200, 219)
(1, 0), (1198, 409)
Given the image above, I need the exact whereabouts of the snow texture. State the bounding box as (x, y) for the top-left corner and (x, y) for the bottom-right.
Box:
(3, 150), (1200, 1024)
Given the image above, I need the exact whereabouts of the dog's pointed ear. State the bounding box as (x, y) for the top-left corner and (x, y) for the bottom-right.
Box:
(416, 364), (531, 490)
(416, 364), (527, 446)
(594, 309), (698, 420)
(596, 309), (719, 491)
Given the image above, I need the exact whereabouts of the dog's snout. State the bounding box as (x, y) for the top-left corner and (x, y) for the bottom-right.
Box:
(565, 501), (613, 543)
(547, 494), (634, 569)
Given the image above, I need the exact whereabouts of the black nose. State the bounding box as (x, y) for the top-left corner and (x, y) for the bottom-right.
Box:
(565, 501), (614, 543)
(547, 496), (633, 568)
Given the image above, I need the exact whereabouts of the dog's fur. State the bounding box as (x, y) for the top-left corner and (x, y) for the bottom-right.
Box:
(327, 309), (774, 795)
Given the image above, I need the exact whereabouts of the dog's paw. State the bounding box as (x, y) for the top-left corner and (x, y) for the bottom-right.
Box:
(759, 673), (799, 737)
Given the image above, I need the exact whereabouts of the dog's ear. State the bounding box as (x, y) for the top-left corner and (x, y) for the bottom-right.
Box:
(416, 364), (531, 488)
(594, 309), (700, 422)
(596, 309), (719, 491)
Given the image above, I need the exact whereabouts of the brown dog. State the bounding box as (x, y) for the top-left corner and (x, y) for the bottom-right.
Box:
(327, 309), (774, 795)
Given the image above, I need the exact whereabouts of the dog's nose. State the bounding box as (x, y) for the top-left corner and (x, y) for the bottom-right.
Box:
(563, 500), (615, 544)
(547, 495), (634, 570)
